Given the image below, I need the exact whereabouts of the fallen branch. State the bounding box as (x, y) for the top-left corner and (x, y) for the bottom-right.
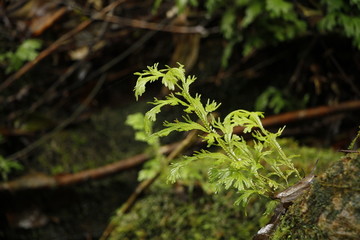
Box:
(234, 100), (360, 133)
(102, 15), (208, 35)
(0, 142), (177, 192)
(1, 100), (359, 192)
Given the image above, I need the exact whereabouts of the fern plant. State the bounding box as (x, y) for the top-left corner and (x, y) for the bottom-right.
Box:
(0, 39), (42, 74)
(0, 135), (23, 181)
(125, 112), (165, 181)
(133, 63), (300, 206)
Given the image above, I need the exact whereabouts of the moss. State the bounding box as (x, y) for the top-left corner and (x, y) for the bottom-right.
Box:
(277, 138), (342, 174)
(271, 155), (360, 239)
(36, 105), (148, 174)
(109, 183), (267, 240)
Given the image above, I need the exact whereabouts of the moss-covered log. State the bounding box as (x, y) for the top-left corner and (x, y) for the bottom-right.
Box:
(272, 154), (360, 239)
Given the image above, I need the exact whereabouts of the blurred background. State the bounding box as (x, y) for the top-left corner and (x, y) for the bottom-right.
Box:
(0, 0), (359, 239)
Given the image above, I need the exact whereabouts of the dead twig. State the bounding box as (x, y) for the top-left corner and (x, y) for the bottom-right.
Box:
(320, 40), (360, 96)
(5, 60), (85, 123)
(86, 21), (162, 82)
(101, 15), (208, 35)
(98, 173), (159, 240)
(288, 36), (318, 89)
(99, 130), (199, 240)
(25, 8), (115, 117)
(328, 52), (360, 96)
(339, 150), (359, 153)
(7, 75), (106, 161)
(0, 0), (127, 92)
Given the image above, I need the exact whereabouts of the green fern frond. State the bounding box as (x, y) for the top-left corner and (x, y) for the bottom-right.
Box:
(133, 63), (300, 207)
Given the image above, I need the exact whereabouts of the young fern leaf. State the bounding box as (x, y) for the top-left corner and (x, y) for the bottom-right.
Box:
(125, 113), (163, 181)
(133, 63), (300, 207)
(156, 119), (207, 137)
(134, 63), (185, 100)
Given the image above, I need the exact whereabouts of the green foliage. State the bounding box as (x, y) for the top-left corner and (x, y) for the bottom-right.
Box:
(158, 1), (360, 66)
(125, 113), (165, 181)
(171, 0), (307, 65)
(0, 39), (42, 74)
(255, 86), (309, 114)
(125, 112), (157, 145)
(348, 127), (360, 150)
(319, 0), (360, 48)
(0, 156), (23, 181)
(134, 63), (300, 207)
(0, 135), (23, 181)
(277, 138), (342, 173)
(214, 0), (307, 60)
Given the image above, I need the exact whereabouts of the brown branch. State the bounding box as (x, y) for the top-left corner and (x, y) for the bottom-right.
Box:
(234, 100), (360, 134)
(102, 15), (208, 34)
(0, 142), (178, 191)
(57, 142), (177, 187)
(0, 0), (127, 92)
(266, 99), (360, 124)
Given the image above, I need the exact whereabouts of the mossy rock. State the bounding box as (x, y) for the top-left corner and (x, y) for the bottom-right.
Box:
(272, 154), (360, 239)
